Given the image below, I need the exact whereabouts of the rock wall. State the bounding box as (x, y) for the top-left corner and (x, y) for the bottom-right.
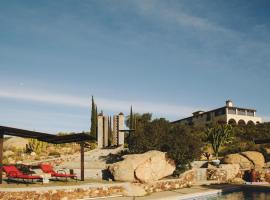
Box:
(0, 170), (195, 199)
(0, 185), (124, 200)
(206, 164), (240, 182)
(142, 170), (195, 194)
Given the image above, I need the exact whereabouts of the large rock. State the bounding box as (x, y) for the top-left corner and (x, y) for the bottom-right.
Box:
(241, 151), (265, 168)
(109, 150), (176, 183)
(223, 151), (265, 169)
(219, 164), (240, 180)
(4, 137), (28, 150)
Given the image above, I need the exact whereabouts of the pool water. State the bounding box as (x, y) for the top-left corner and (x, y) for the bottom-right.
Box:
(195, 190), (270, 200)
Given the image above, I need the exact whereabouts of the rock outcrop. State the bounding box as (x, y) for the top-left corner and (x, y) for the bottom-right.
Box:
(223, 151), (265, 169)
(109, 150), (176, 183)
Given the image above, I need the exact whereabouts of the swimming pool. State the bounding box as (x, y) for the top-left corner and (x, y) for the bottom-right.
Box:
(194, 190), (270, 200)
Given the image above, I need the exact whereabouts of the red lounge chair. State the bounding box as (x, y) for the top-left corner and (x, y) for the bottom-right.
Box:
(2, 165), (42, 183)
(40, 164), (77, 181)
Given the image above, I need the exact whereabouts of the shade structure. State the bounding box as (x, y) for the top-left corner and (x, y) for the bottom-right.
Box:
(0, 125), (95, 184)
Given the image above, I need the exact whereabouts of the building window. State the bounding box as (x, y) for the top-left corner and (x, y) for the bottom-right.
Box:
(247, 110), (254, 116)
(238, 109), (246, 116)
(228, 108), (236, 114)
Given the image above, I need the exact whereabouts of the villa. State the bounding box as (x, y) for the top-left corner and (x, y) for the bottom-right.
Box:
(171, 100), (262, 126)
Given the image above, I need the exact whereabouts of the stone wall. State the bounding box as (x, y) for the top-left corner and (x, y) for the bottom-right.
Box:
(206, 164), (240, 182)
(142, 170), (195, 194)
(0, 170), (195, 199)
(0, 185), (124, 200)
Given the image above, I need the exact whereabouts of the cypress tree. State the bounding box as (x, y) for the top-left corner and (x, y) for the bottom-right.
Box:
(90, 96), (97, 139)
(129, 106), (134, 129)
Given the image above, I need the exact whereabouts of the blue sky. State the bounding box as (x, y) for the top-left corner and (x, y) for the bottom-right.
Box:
(0, 0), (270, 133)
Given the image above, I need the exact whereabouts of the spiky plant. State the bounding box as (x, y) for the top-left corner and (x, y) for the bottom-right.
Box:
(205, 124), (234, 159)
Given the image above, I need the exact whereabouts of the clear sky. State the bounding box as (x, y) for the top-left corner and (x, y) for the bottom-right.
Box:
(0, 0), (269, 133)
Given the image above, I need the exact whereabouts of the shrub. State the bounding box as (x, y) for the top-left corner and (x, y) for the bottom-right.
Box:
(86, 142), (97, 150)
(164, 124), (204, 174)
(127, 114), (204, 174)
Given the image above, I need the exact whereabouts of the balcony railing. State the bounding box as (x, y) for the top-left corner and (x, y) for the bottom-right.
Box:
(227, 108), (255, 117)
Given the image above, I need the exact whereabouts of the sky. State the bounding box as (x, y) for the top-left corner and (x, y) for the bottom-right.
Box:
(0, 0), (270, 133)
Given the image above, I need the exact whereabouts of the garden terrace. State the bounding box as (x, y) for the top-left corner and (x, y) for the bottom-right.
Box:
(0, 125), (95, 184)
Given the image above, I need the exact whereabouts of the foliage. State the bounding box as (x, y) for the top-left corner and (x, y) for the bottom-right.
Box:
(126, 106), (136, 130)
(26, 138), (48, 154)
(164, 124), (205, 174)
(205, 124), (234, 159)
(90, 95), (98, 139)
(127, 113), (204, 173)
(85, 141), (97, 150)
(220, 122), (270, 157)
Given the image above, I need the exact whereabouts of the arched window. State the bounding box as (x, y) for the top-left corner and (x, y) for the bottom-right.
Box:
(247, 121), (255, 126)
(228, 119), (237, 125)
(238, 119), (246, 126)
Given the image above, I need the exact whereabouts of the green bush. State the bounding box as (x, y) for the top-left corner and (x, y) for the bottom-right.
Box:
(127, 114), (204, 174)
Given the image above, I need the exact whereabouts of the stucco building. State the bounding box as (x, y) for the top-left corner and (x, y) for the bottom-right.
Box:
(171, 100), (262, 126)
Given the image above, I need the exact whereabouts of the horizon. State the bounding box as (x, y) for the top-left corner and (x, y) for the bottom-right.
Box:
(0, 0), (270, 133)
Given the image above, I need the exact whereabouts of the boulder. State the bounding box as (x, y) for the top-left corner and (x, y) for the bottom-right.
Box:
(135, 152), (176, 183)
(219, 164), (240, 180)
(241, 151), (265, 168)
(109, 150), (176, 183)
(223, 151), (265, 169)
(4, 137), (28, 150)
(223, 154), (251, 169)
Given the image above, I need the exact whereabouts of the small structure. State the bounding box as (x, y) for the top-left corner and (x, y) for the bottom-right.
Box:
(97, 114), (109, 148)
(171, 100), (262, 126)
(0, 126), (94, 184)
(97, 112), (125, 148)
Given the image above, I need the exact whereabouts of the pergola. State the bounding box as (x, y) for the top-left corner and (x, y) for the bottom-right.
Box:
(0, 125), (95, 184)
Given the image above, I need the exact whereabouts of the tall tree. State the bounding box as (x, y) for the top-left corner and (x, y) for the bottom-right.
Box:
(90, 96), (97, 139)
(129, 106), (134, 129)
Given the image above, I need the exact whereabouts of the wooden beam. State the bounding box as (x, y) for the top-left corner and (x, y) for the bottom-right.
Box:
(80, 142), (85, 181)
(0, 134), (3, 184)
